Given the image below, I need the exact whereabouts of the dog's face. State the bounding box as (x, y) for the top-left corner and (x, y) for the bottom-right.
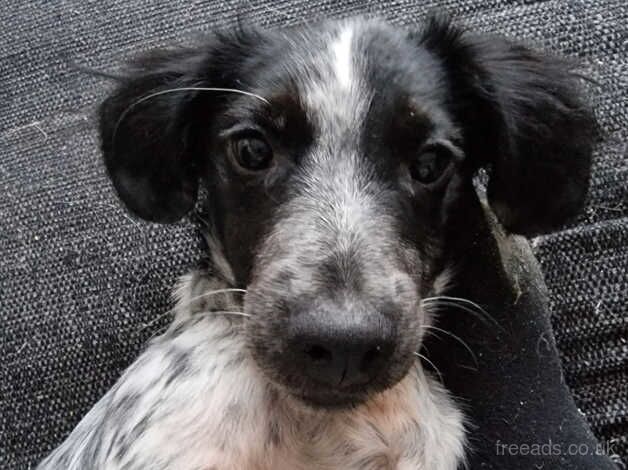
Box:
(99, 17), (594, 407)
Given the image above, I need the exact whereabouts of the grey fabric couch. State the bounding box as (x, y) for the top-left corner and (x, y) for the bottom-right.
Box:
(1, 1), (626, 468)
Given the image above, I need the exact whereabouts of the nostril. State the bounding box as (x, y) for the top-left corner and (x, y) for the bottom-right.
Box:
(361, 344), (382, 370)
(304, 344), (333, 363)
(287, 307), (396, 389)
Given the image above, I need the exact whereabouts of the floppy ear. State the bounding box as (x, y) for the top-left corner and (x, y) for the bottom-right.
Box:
(420, 16), (597, 235)
(98, 47), (215, 223)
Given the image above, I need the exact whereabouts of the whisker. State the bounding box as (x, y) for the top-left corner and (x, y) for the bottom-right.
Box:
(423, 300), (491, 324)
(112, 86), (269, 151)
(413, 352), (444, 383)
(421, 325), (479, 369)
(175, 288), (247, 312)
(422, 296), (501, 329)
(144, 309), (251, 341)
(187, 288), (247, 300)
(423, 295), (488, 315)
(196, 310), (251, 318)
(135, 288), (247, 334)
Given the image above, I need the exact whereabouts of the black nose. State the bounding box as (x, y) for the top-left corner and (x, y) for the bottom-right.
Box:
(287, 306), (395, 388)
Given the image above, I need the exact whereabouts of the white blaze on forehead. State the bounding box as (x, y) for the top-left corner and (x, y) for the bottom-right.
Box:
(331, 25), (354, 89)
(301, 22), (366, 128)
(296, 23), (385, 247)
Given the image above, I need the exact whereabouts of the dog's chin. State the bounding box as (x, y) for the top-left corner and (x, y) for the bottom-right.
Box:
(264, 358), (418, 411)
(293, 389), (370, 410)
(287, 376), (408, 410)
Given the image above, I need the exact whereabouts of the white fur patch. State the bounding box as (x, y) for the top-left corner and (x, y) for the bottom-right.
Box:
(301, 20), (368, 134)
(331, 26), (354, 89)
(39, 271), (466, 470)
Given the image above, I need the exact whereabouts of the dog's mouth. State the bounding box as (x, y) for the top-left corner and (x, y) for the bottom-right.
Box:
(261, 365), (384, 410)
(279, 352), (417, 410)
(247, 328), (413, 410)
(294, 388), (369, 409)
(248, 339), (418, 411)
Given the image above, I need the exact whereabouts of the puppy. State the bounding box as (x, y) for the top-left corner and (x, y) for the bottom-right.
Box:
(39, 15), (595, 470)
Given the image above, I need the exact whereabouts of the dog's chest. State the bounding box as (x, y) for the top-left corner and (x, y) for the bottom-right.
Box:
(105, 315), (464, 470)
(38, 273), (464, 470)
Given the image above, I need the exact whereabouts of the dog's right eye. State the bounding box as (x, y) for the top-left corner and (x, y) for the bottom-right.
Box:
(409, 145), (454, 185)
(232, 135), (274, 171)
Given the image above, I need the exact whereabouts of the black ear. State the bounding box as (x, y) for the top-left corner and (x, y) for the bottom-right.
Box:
(420, 16), (597, 235)
(99, 47), (213, 223)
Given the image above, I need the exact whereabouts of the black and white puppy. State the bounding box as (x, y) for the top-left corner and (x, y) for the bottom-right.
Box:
(39, 15), (595, 470)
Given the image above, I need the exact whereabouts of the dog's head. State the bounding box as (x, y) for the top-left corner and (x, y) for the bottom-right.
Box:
(99, 16), (595, 407)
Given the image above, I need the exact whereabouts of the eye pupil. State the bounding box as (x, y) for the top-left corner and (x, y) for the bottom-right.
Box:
(418, 156), (436, 180)
(236, 137), (273, 171)
(410, 148), (452, 184)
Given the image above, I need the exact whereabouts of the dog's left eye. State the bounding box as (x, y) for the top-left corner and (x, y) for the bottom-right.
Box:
(233, 135), (274, 171)
(409, 146), (453, 185)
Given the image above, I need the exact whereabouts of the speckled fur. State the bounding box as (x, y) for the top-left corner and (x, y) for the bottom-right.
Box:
(38, 270), (465, 470)
(39, 12), (594, 468)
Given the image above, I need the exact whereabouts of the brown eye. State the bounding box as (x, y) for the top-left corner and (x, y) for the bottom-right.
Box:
(409, 146), (453, 185)
(233, 135), (273, 171)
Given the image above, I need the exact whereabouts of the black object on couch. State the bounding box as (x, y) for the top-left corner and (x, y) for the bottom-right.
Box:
(1, 1), (626, 468)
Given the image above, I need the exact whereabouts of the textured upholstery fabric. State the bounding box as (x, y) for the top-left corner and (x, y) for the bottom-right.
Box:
(1, 0), (626, 468)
